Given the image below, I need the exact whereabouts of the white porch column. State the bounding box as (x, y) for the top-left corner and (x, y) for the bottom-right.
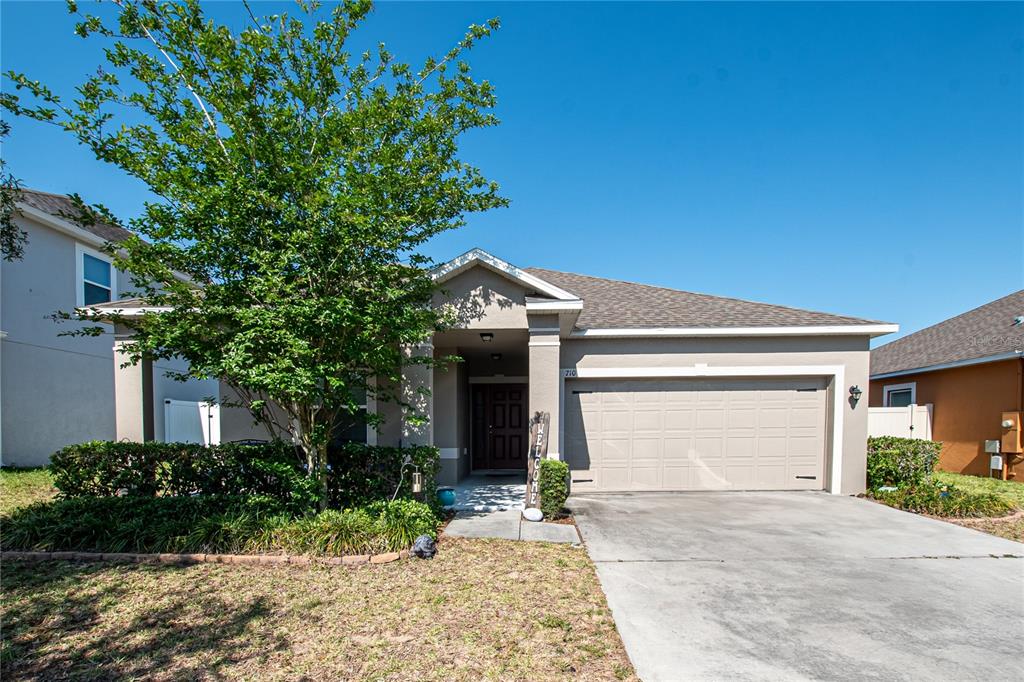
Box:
(113, 325), (154, 442)
(528, 315), (561, 458)
(401, 340), (434, 446)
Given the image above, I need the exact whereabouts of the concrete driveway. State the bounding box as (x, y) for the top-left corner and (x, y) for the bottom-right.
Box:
(571, 492), (1023, 682)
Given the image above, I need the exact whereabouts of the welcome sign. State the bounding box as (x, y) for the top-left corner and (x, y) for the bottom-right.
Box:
(524, 411), (550, 509)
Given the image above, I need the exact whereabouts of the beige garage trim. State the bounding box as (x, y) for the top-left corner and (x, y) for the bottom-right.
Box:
(565, 378), (828, 492)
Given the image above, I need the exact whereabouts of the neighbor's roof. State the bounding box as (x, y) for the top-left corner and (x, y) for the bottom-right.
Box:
(525, 268), (888, 330)
(17, 188), (136, 245)
(870, 289), (1024, 376)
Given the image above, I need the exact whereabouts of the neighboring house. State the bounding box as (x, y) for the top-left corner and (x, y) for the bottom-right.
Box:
(869, 290), (1024, 478)
(95, 248), (896, 495)
(0, 189), (219, 467)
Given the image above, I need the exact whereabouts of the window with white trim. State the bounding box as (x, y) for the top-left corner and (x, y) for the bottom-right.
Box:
(883, 382), (916, 407)
(76, 244), (115, 306)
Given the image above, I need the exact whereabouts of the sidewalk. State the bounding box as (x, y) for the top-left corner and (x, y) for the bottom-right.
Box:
(443, 509), (580, 544)
(444, 472), (526, 512)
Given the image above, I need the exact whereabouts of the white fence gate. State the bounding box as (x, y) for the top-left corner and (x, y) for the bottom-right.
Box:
(164, 399), (221, 445)
(868, 404), (933, 440)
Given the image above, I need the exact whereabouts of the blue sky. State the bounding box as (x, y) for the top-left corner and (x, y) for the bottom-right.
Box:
(2, 1), (1022, 345)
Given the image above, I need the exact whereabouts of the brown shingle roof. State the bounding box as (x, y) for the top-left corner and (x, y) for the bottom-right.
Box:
(870, 290), (1024, 376)
(17, 188), (136, 244)
(525, 268), (887, 329)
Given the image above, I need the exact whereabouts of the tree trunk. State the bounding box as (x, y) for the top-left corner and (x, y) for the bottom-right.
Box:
(294, 408), (330, 511)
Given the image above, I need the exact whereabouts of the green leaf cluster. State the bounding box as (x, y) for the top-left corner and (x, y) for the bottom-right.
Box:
(538, 458), (570, 520)
(1, 494), (438, 556)
(866, 436), (941, 489)
(2, 1), (506, 492)
(49, 440), (320, 512)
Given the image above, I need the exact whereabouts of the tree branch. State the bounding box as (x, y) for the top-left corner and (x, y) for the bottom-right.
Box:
(113, 0), (229, 159)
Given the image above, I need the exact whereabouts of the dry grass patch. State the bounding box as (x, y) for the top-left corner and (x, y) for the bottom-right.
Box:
(947, 511), (1024, 543)
(1, 537), (636, 681)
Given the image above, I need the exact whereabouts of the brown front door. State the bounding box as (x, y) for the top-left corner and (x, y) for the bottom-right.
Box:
(472, 384), (528, 470)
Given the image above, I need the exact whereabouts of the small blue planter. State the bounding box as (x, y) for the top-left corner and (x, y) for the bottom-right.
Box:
(437, 487), (457, 507)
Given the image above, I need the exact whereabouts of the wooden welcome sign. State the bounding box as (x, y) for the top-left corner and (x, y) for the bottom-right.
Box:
(524, 411), (550, 509)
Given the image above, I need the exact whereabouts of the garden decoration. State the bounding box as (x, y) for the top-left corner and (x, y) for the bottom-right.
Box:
(437, 487), (457, 507)
(523, 411), (551, 521)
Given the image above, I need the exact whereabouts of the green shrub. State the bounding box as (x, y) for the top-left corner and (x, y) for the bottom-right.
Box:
(327, 443), (441, 510)
(866, 436), (942, 489)
(48, 440), (440, 515)
(366, 498), (438, 548)
(871, 483), (1014, 518)
(273, 500), (437, 556)
(49, 441), (319, 512)
(0, 495), (437, 556)
(270, 508), (378, 556)
(0, 495), (284, 553)
(538, 459), (570, 519)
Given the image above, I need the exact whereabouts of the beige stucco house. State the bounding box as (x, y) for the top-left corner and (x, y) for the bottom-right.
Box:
(97, 247), (897, 495)
(0, 190), (219, 467)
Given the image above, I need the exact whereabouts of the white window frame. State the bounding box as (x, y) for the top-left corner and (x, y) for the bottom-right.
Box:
(882, 382), (916, 407)
(75, 243), (116, 307)
(343, 379), (376, 446)
(363, 384), (377, 446)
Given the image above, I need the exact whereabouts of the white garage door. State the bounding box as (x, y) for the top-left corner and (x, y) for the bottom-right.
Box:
(565, 378), (827, 492)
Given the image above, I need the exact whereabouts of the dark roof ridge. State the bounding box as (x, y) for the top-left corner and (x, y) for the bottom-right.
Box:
(526, 266), (888, 326)
(879, 289), (1024, 347)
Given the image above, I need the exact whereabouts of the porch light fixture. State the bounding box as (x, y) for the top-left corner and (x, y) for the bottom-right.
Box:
(491, 353), (502, 361)
(480, 332), (494, 343)
(849, 385), (863, 401)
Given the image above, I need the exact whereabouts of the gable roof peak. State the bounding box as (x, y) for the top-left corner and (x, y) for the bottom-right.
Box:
(431, 248), (580, 301)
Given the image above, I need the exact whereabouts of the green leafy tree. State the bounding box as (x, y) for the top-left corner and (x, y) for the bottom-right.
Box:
(0, 121), (27, 261)
(1, 0), (506, 504)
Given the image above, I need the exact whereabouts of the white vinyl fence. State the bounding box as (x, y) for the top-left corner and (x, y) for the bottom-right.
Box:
(868, 404), (933, 440)
(164, 399), (221, 445)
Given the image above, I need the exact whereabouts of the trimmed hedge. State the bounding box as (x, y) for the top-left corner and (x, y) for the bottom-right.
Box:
(1, 495), (437, 556)
(538, 459), (570, 519)
(48, 441), (442, 513)
(50, 441), (319, 512)
(866, 436), (942, 489)
(327, 443), (441, 511)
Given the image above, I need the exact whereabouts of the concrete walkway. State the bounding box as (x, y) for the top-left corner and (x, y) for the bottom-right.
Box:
(573, 491), (1024, 682)
(443, 509), (580, 544)
(444, 472), (526, 512)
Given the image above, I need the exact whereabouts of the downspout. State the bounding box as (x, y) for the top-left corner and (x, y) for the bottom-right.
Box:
(1018, 356), (1023, 414)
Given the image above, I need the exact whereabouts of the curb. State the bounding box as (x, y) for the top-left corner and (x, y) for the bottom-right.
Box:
(1, 549), (412, 566)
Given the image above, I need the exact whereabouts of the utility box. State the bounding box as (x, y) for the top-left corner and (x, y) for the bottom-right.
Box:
(1001, 411), (1023, 454)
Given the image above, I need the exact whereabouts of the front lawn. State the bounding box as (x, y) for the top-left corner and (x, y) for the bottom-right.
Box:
(1, 452), (635, 680)
(0, 468), (56, 515)
(933, 471), (1024, 543)
(933, 471), (1024, 507)
(1, 539), (636, 681)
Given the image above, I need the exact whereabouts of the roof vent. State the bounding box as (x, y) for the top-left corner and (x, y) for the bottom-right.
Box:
(1014, 316), (1024, 327)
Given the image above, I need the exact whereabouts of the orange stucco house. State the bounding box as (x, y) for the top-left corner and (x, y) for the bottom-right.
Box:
(869, 290), (1024, 479)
